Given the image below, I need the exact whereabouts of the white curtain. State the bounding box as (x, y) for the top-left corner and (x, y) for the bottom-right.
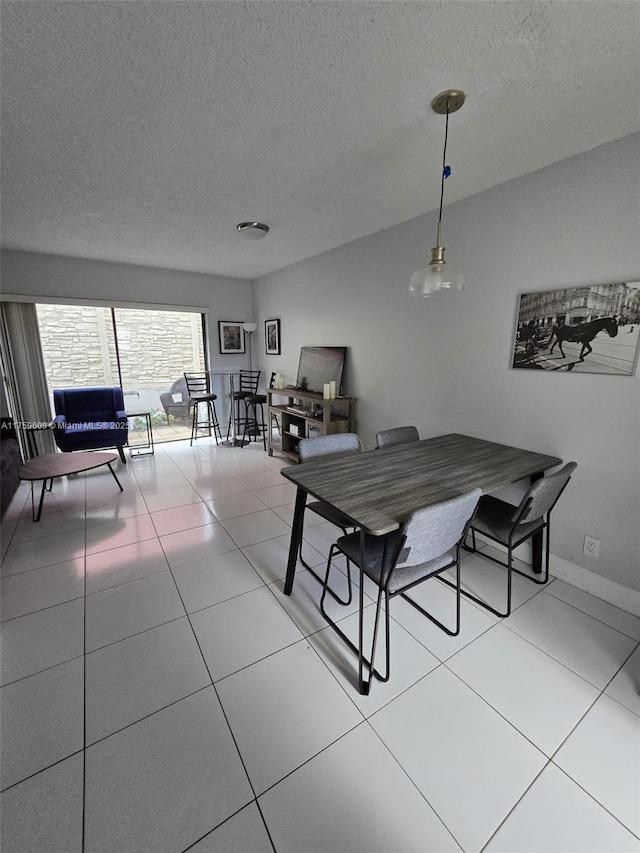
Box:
(0, 302), (56, 457)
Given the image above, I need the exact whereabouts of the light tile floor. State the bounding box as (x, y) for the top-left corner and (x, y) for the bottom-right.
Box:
(1, 438), (639, 853)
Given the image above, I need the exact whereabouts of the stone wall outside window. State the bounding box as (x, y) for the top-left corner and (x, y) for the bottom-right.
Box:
(36, 304), (205, 404)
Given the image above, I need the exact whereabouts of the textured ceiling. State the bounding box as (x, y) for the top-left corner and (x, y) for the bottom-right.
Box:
(1, 1), (639, 280)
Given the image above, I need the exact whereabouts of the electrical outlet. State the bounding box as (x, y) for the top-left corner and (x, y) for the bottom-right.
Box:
(584, 535), (600, 558)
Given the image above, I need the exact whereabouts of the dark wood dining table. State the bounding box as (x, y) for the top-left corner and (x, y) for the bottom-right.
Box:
(280, 433), (563, 596)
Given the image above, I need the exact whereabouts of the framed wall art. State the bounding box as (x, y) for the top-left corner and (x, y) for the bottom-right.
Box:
(511, 282), (640, 375)
(265, 318), (281, 355)
(218, 321), (245, 354)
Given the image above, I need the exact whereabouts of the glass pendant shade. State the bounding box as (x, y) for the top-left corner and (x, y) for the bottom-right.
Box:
(409, 246), (465, 297)
(409, 267), (435, 297)
(430, 254), (465, 291)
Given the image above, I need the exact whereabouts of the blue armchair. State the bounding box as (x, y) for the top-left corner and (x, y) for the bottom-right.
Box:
(52, 386), (129, 463)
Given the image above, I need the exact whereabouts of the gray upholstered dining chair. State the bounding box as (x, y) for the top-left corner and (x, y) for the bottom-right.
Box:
(320, 488), (481, 695)
(375, 425), (420, 449)
(297, 432), (363, 602)
(455, 462), (577, 618)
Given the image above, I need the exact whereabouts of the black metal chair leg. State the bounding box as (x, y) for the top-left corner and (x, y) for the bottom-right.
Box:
(438, 566), (510, 620)
(506, 548), (513, 617)
(364, 584), (390, 692)
(240, 400), (267, 449)
(358, 566), (370, 695)
(191, 399), (221, 445)
(240, 402), (255, 446)
(242, 401), (266, 450)
(447, 521), (551, 618)
(208, 401), (222, 442)
(107, 462), (124, 492)
(302, 541), (352, 605)
(190, 403), (198, 446)
(318, 534), (388, 696)
(227, 399), (245, 441)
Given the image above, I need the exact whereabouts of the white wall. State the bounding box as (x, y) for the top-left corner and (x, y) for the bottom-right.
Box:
(0, 250), (255, 419)
(0, 252), (254, 363)
(254, 134), (640, 591)
(1, 137), (637, 591)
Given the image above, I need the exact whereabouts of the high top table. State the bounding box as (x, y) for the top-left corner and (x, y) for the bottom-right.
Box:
(280, 433), (563, 596)
(219, 371), (249, 448)
(19, 451), (123, 521)
(207, 369), (249, 448)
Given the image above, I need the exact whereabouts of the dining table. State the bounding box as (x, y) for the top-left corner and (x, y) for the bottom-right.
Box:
(280, 433), (563, 597)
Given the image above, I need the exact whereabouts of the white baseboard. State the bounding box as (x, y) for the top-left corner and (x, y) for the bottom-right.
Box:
(549, 555), (640, 618)
(473, 534), (640, 618)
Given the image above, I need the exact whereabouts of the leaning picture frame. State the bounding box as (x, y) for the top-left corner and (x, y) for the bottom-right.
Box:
(218, 321), (245, 354)
(265, 319), (281, 355)
(511, 282), (640, 375)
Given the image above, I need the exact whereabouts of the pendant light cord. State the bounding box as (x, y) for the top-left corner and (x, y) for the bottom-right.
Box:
(436, 103), (450, 247)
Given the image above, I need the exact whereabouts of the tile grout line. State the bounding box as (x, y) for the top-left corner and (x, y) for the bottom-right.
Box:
(162, 547), (268, 846)
(476, 758), (551, 853)
(500, 616), (638, 692)
(82, 470), (87, 853)
(84, 684), (211, 750)
(5, 440), (638, 849)
(162, 450), (376, 829)
(543, 584), (640, 641)
(0, 747), (86, 795)
(1, 591), (86, 625)
(546, 762), (640, 843)
(443, 641), (640, 841)
(0, 648), (86, 690)
(363, 694), (467, 852)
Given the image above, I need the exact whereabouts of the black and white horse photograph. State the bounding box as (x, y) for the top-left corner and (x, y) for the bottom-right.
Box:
(511, 282), (640, 375)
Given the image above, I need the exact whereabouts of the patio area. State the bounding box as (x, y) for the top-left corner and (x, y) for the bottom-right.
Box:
(127, 417), (192, 447)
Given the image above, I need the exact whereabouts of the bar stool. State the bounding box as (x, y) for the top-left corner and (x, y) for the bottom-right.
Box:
(184, 372), (222, 446)
(241, 392), (268, 450)
(227, 370), (260, 439)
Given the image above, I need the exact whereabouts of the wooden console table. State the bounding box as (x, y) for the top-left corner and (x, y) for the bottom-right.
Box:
(266, 387), (356, 461)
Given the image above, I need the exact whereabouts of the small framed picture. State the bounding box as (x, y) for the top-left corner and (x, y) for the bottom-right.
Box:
(265, 319), (281, 355)
(218, 321), (245, 354)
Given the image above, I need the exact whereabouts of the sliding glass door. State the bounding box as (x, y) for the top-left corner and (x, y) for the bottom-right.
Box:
(36, 303), (206, 443)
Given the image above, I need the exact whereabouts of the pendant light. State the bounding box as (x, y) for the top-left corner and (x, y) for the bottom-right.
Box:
(409, 89), (466, 297)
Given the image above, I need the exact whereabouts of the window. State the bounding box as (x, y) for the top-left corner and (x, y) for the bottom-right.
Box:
(36, 303), (207, 442)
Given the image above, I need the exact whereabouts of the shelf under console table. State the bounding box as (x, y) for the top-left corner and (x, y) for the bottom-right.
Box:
(266, 387), (357, 461)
